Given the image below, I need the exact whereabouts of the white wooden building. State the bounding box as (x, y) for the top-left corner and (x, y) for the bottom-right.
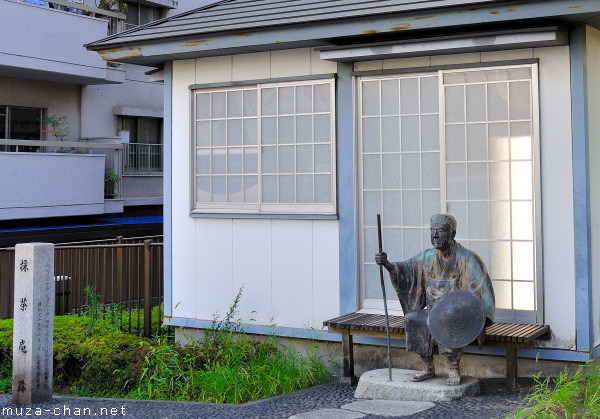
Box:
(87, 0), (600, 376)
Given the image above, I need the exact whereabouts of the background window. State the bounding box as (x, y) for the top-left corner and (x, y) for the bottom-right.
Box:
(0, 106), (43, 152)
(120, 116), (163, 174)
(193, 79), (336, 214)
(125, 2), (163, 29)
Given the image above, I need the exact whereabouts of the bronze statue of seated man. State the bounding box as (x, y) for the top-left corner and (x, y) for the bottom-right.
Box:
(376, 214), (495, 386)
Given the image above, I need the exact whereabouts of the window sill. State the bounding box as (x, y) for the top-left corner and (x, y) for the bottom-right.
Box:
(189, 213), (339, 220)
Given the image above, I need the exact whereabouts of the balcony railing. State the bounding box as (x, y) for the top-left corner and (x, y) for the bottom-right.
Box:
(19, 0), (126, 35)
(123, 143), (163, 176)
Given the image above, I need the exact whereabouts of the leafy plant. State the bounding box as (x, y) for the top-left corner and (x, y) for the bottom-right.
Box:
(515, 360), (600, 418)
(81, 286), (102, 336)
(204, 286), (244, 347)
(104, 168), (120, 198)
(42, 114), (70, 142)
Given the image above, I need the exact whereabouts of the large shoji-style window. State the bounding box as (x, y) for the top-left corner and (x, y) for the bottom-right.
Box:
(193, 79), (336, 214)
(359, 64), (541, 322)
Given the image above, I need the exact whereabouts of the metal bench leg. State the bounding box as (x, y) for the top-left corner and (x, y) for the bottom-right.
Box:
(506, 343), (518, 390)
(340, 331), (358, 385)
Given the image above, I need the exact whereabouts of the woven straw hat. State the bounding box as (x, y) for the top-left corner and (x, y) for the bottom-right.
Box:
(428, 290), (486, 349)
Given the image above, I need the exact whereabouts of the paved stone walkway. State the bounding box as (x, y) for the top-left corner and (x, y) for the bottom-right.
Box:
(0, 379), (530, 418)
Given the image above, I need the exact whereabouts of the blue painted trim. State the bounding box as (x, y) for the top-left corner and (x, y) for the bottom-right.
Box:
(570, 25), (593, 352)
(166, 317), (342, 341)
(98, 0), (600, 65)
(163, 61), (173, 317)
(190, 213), (338, 220)
(167, 316), (591, 362)
(337, 63), (357, 315)
(519, 348), (590, 363)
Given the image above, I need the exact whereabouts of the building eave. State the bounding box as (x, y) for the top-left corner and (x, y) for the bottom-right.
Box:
(89, 0), (600, 67)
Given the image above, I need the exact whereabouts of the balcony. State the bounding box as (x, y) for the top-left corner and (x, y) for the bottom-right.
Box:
(0, 138), (125, 220)
(0, 0), (125, 85)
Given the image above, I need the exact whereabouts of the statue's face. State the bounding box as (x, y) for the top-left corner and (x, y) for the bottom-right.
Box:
(430, 225), (454, 250)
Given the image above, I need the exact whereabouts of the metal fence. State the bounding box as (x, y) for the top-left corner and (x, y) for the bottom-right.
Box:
(123, 143), (163, 175)
(0, 236), (164, 338)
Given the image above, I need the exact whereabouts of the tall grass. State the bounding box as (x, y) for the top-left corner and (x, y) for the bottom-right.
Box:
(515, 360), (600, 418)
(129, 287), (331, 403)
(131, 334), (330, 403)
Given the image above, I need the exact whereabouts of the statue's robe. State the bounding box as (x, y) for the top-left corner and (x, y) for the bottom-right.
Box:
(388, 241), (495, 357)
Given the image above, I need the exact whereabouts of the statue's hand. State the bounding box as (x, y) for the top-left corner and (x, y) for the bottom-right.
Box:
(375, 252), (388, 266)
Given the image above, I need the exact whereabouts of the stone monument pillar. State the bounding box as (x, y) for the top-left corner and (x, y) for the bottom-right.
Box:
(12, 243), (54, 404)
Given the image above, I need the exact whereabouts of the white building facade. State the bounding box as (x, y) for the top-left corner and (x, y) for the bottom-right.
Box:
(88, 0), (600, 377)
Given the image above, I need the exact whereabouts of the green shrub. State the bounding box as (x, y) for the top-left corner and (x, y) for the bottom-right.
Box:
(0, 316), (152, 398)
(0, 296), (331, 403)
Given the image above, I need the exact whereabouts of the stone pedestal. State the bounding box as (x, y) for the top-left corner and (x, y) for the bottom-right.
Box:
(355, 368), (479, 402)
(12, 243), (54, 404)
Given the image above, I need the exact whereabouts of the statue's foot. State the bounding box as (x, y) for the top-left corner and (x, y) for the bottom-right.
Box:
(446, 368), (461, 386)
(410, 367), (435, 382)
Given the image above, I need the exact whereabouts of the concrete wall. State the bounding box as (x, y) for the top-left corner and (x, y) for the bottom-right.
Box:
(121, 175), (163, 200)
(586, 26), (600, 348)
(81, 64), (164, 138)
(0, 152), (105, 219)
(176, 326), (579, 380)
(0, 76), (81, 141)
(170, 49), (340, 329)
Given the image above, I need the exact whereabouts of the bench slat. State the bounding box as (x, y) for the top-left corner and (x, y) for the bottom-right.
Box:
(485, 323), (550, 342)
(514, 325), (542, 341)
(326, 314), (548, 343)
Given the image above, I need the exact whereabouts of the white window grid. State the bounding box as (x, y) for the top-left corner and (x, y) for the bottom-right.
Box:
(358, 64), (542, 323)
(192, 79), (336, 215)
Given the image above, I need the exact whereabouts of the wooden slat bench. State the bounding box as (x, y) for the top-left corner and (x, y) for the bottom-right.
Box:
(324, 312), (550, 390)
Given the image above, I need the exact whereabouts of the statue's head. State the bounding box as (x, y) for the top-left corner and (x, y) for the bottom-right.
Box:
(430, 214), (457, 251)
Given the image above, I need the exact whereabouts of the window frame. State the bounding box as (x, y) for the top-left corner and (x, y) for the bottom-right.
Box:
(191, 78), (337, 215)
